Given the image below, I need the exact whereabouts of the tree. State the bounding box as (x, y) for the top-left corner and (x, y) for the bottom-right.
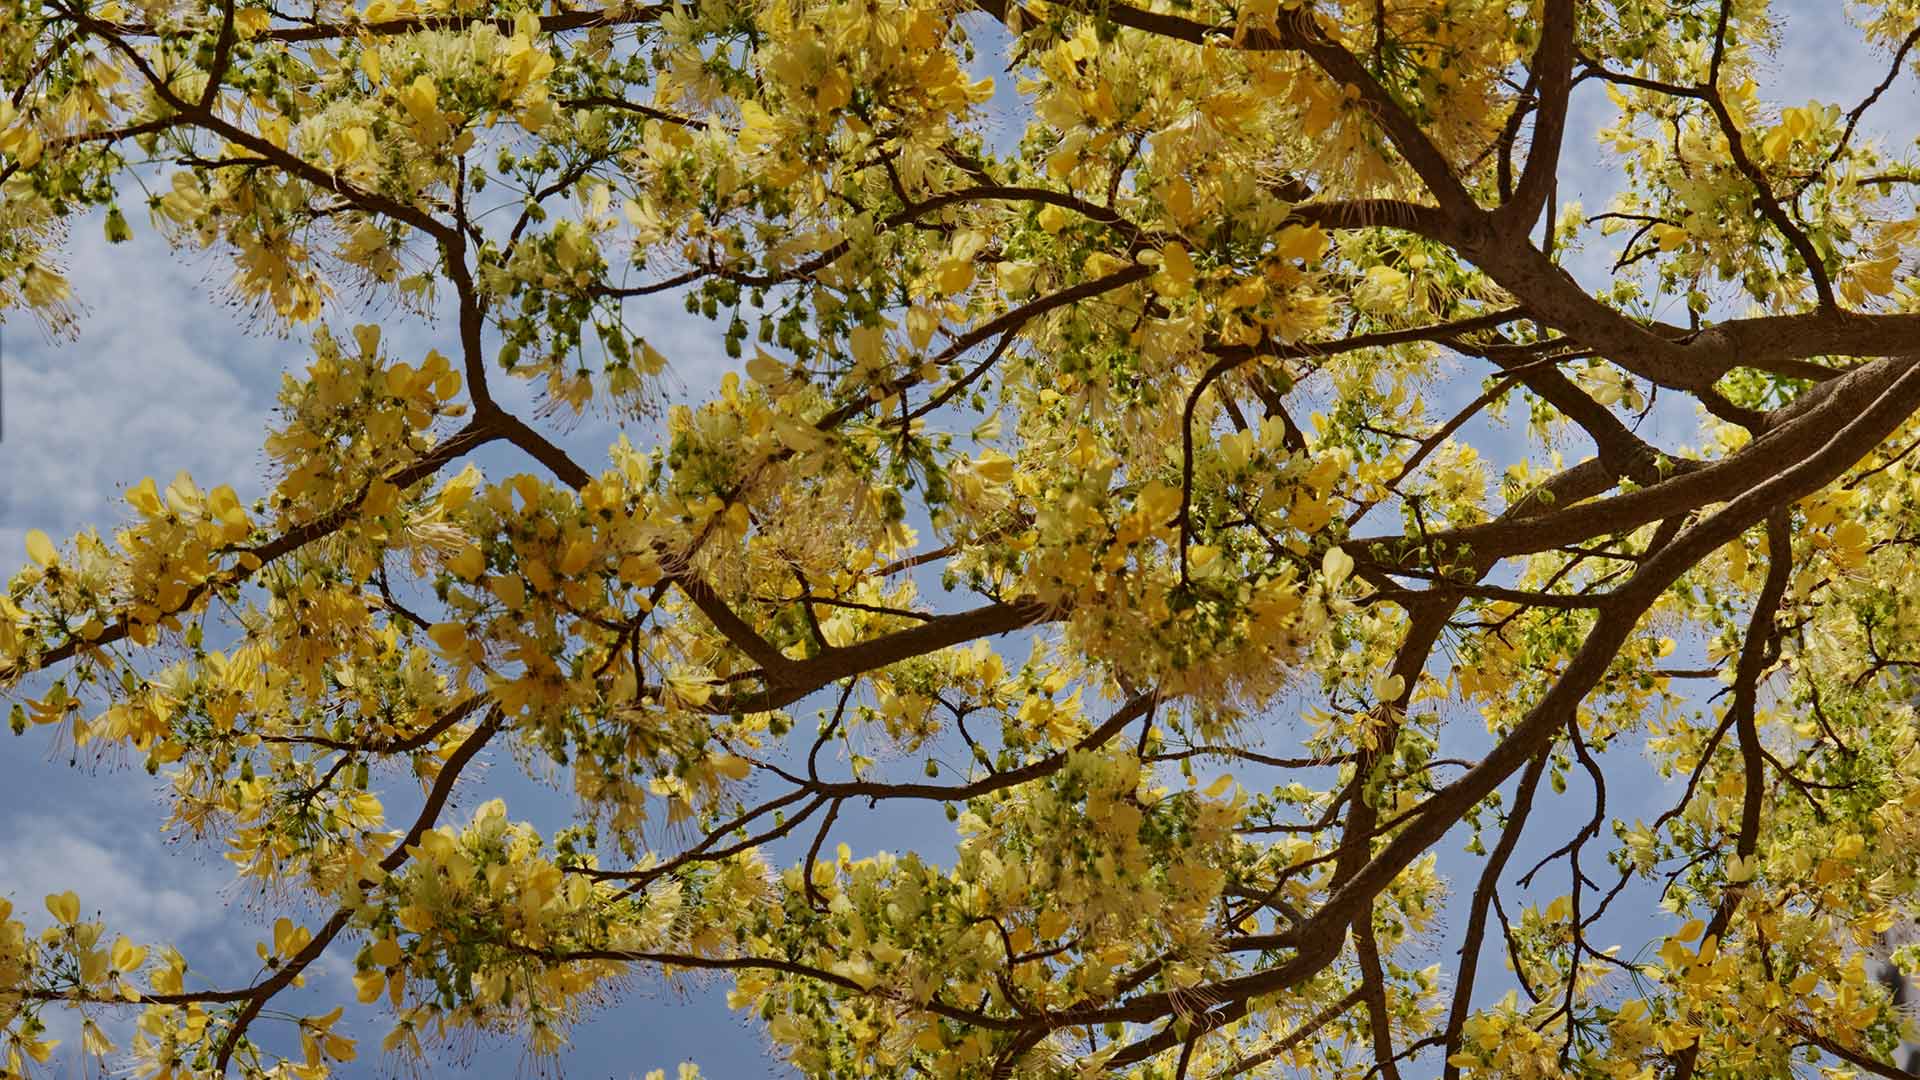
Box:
(4, 0), (1920, 1074)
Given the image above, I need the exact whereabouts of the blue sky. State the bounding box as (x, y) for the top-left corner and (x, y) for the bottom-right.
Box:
(2, 2), (1915, 1077)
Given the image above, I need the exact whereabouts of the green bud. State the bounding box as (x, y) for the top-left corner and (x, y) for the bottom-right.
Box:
(104, 206), (132, 244)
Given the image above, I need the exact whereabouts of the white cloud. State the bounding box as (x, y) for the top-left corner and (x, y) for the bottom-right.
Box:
(0, 812), (229, 948)
(1, 221), (284, 546)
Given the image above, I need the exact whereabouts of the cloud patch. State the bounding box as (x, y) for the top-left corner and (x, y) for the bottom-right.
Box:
(0, 217), (286, 549)
(0, 812), (230, 949)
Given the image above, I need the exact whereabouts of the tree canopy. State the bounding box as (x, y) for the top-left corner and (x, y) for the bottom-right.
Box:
(6, 0), (1920, 1075)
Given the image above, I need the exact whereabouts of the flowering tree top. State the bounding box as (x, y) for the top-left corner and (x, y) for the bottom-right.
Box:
(5, 0), (1920, 1076)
